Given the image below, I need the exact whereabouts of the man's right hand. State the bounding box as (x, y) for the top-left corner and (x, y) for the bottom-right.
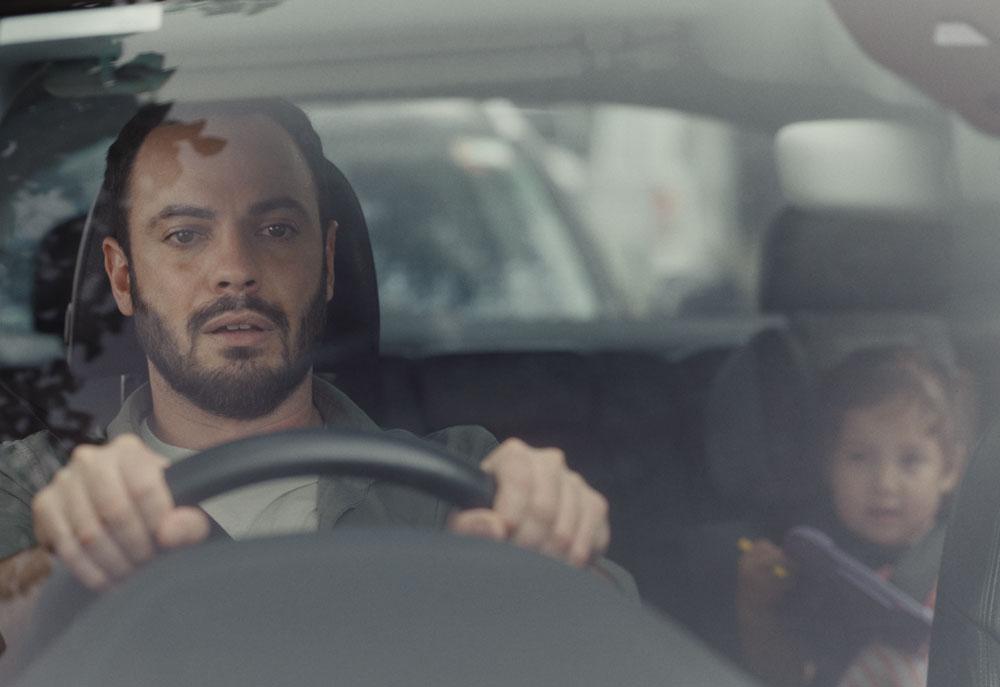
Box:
(31, 434), (210, 590)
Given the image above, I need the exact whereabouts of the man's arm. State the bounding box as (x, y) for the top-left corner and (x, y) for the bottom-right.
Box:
(32, 433), (615, 589)
(0, 548), (52, 656)
(0, 431), (68, 560)
(31, 435), (208, 590)
(448, 438), (610, 568)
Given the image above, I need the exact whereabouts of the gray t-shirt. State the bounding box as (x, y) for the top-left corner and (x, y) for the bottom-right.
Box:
(139, 418), (320, 539)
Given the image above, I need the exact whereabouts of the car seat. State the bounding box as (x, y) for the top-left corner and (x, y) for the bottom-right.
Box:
(676, 203), (958, 659)
(927, 404), (1000, 686)
(707, 206), (957, 527)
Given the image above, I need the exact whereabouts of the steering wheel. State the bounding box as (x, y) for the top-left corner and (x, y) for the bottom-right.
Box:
(163, 427), (495, 509)
(8, 428), (755, 687)
(6, 428), (494, 677)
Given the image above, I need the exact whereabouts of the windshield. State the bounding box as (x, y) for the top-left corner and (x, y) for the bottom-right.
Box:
(0, 1), (993, 685)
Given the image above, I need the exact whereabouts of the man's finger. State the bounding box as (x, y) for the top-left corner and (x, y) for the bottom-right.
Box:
(484, 443), (533, 532)
(34, 493), (109, 590)
(568, 490), (610, 568)
(62, 472), (134, 580)
(78, 450), (156, 565)
(119, 448), (174, 544)
(540, 474), (580, 559)
(156, 507), (212, 549)
(447, 509), (508, 540)
(510, 452), (563, 550)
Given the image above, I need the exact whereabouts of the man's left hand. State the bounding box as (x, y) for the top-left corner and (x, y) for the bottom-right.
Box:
(447, 438), (610, 567)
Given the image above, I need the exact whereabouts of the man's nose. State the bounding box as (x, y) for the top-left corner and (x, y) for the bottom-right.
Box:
(210, 228), (259, 294)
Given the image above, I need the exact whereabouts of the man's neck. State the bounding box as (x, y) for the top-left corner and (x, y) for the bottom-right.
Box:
(146, 367), (323, 451)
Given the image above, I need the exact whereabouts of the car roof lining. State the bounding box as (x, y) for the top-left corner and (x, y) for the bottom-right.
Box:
(0, 0), (945, 133)
(830, 0), (1000, 136)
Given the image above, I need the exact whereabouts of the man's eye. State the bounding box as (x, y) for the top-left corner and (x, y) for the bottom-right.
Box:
(260, 223), (296, 239)
(166, 229), (201, 245)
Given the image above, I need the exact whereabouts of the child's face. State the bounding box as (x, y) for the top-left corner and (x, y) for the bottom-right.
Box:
(828, 396), (959, 549)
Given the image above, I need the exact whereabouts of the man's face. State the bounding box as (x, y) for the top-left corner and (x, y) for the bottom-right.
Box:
(103, 113), (335, 419)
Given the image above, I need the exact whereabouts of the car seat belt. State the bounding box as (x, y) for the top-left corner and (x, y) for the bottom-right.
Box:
(888, 523), (946, 606)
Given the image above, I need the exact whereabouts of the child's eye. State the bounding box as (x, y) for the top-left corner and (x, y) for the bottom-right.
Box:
(846, 451), (868, 463)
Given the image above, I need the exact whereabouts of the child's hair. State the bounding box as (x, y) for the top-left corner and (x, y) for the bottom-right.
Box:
(814, 346), (975, 464)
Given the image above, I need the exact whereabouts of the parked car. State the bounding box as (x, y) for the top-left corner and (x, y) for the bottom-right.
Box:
(302, 99), (627, 352)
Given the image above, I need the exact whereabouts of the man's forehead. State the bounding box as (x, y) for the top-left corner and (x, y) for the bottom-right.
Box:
(139, 112), (303, 167)
(130, 112), (317, 209)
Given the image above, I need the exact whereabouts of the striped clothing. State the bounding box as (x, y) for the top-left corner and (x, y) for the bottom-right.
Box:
(837, 643), (927, 687)
(836, 567), (934, 687)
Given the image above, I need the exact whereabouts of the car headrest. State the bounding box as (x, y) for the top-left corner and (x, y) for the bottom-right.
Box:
(65, 159), (379, 380)
(704, 315), (960, 520)
(760, 207), (952, 314)
(705, 204), (959, 520)
(705, 327), (819, 519)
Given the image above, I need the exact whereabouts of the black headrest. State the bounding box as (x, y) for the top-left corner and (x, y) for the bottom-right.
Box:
(65, 159), (379, 378)
(704, 328), (819, 519)
(760, 208), (952, 314)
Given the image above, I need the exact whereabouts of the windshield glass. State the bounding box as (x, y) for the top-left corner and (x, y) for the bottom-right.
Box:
(0, 1), (993, 684)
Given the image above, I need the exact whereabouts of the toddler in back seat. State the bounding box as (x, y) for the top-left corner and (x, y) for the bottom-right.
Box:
(736, 346), (973, 687)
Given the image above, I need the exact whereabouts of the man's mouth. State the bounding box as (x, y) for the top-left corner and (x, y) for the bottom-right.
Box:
(201, 312), (279, 347)
(213, 323), (265, 333)
(202, 311), (278, 335)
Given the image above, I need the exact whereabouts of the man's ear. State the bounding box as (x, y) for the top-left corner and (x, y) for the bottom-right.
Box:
(103, 237), (135, 316)
(324, 220), (337, 302)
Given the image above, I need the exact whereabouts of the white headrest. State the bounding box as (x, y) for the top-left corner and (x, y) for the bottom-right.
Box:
(776, 120), (950, 213)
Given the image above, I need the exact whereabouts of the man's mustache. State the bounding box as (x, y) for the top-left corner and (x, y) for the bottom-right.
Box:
(187, 295), (289, 337)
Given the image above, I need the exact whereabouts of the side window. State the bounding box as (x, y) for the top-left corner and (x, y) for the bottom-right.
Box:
(0, 139), (108, 362)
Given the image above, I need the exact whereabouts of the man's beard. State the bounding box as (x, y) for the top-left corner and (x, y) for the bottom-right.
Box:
(130, 268), (327, 420)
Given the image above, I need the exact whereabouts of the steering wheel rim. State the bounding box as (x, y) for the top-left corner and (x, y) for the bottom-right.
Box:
(7, 428), (496, 677)
(164, 427), (496, 508)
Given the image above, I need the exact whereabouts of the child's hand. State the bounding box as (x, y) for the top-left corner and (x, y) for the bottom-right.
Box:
(736, 539), (808, 686)
(737, 538), (794, 611)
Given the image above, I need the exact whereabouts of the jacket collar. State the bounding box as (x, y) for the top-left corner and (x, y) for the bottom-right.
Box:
(105, 375), (380, 528)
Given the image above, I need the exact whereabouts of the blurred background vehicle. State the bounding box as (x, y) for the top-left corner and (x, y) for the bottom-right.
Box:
(303, 99), (626, 350)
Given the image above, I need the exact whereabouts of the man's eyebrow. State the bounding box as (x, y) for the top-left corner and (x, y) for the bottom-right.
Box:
(148, 204), (216, 228)
(248, 197), (310, 217)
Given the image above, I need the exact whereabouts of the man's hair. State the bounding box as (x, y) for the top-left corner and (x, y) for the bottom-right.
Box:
(95, 98), (335, 257)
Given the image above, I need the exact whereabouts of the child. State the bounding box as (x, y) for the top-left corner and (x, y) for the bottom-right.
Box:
(736, 346), (973, 687)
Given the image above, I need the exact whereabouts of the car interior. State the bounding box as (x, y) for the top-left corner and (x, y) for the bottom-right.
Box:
(4, 1), (1000, 685)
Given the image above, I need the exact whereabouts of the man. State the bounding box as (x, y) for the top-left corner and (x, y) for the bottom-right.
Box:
(0, 98), (618, 629)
